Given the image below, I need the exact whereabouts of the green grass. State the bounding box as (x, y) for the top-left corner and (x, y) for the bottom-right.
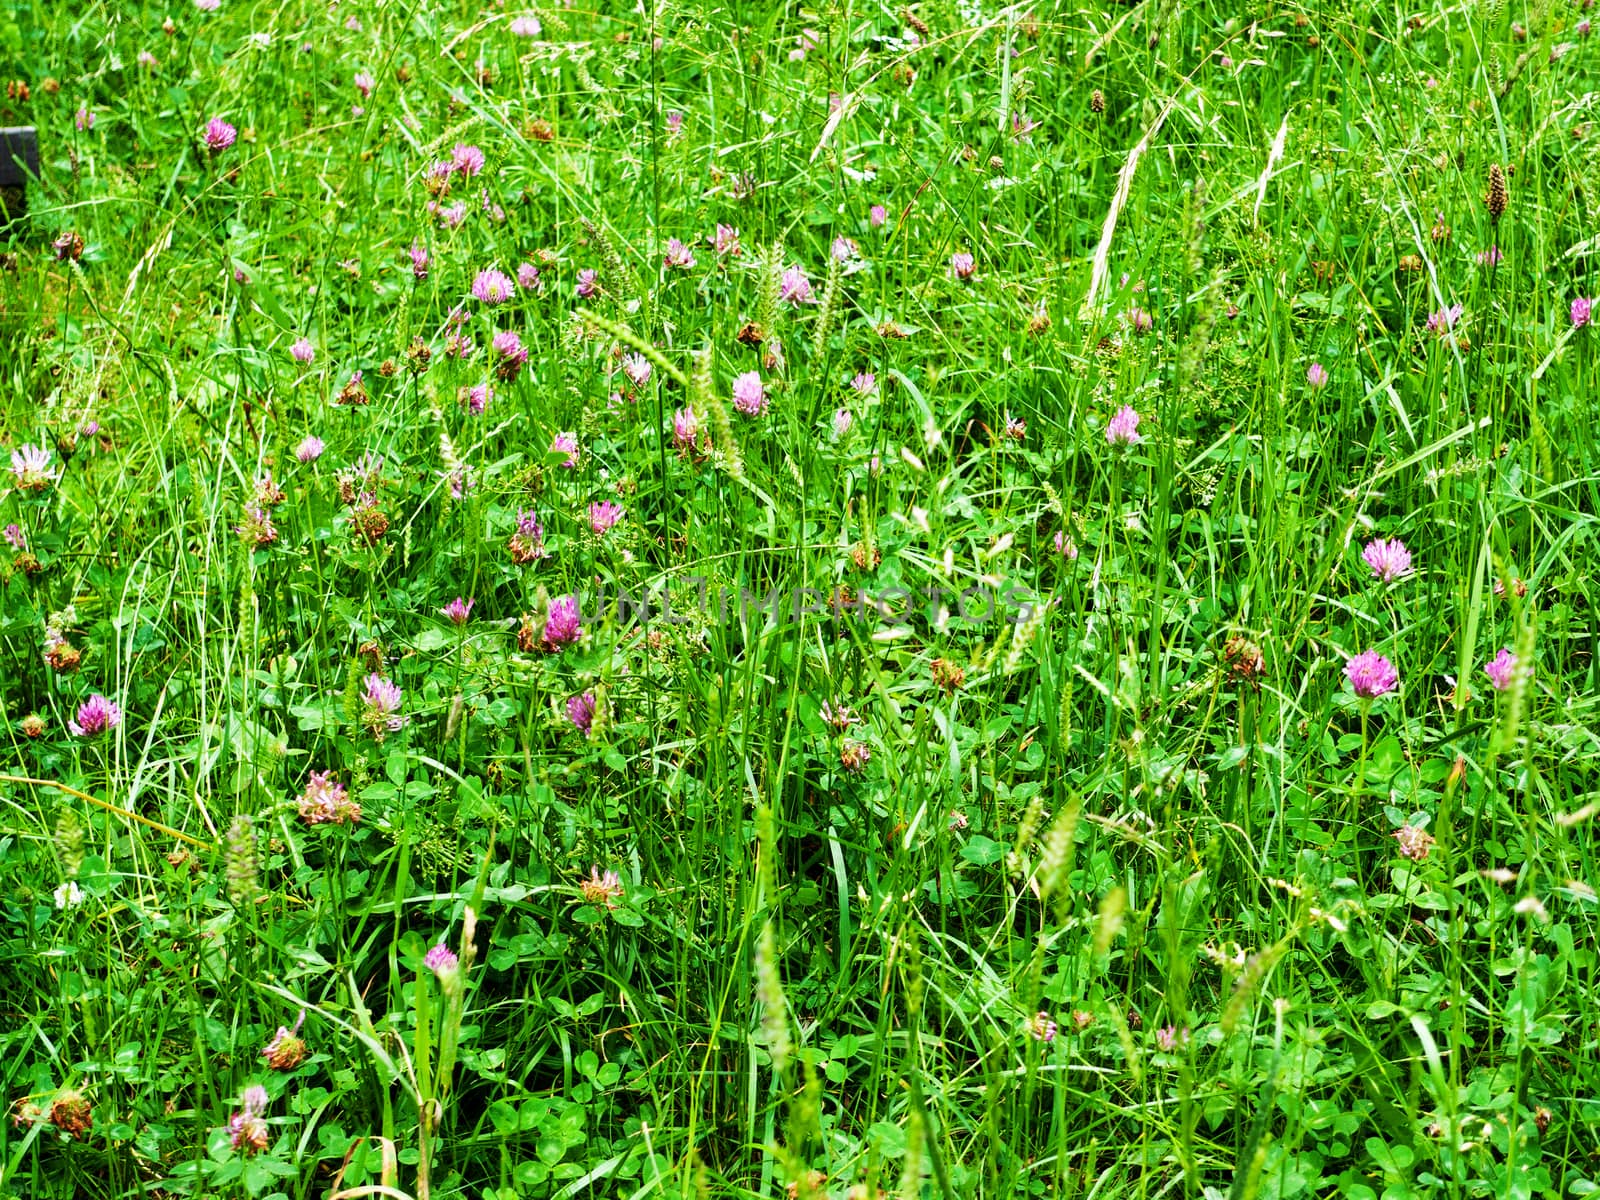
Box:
(1, 0), (1598, 1198)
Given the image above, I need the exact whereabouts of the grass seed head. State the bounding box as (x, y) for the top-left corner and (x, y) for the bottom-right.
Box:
(1485, 163), (1509, 222)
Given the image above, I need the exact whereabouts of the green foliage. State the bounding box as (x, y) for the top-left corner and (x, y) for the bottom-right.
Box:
(1, 0), (1599, 1197)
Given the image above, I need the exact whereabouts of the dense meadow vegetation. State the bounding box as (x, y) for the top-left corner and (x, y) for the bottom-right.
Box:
(1, 0), (1599, 1196)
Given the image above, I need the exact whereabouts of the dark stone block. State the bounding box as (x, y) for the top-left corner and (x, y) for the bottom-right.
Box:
(0, 127), (38, 187)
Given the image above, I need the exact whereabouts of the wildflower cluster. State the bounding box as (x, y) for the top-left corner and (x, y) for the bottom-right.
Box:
(296, 772), (361, 825)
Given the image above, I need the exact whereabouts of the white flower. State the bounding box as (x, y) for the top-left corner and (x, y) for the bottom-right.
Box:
(54, 881), (84, 909)
(1513, 895), (1549, 922)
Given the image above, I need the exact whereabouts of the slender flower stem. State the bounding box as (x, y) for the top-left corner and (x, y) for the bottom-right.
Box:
(1348, 703), (1372, 886)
